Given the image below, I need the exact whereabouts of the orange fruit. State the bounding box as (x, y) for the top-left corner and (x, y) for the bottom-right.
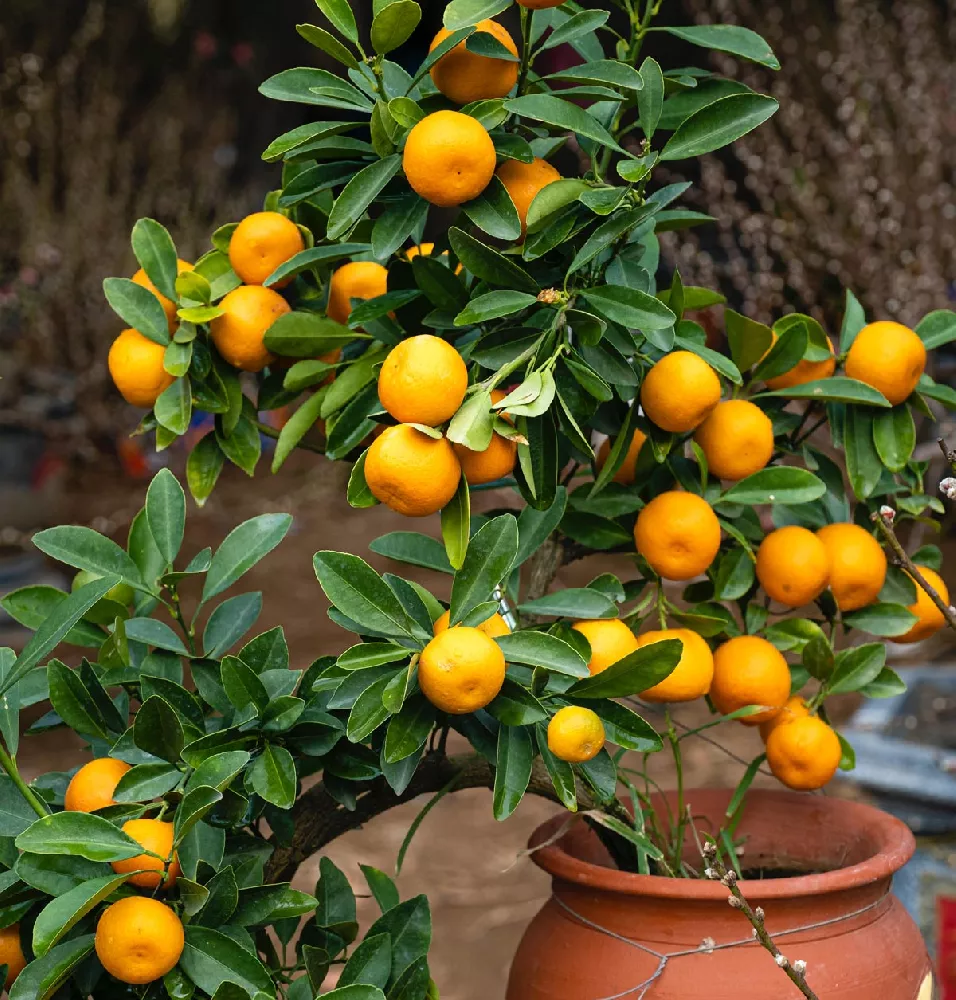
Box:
(710, 635), (791, 725)
(378, 335), (468, 426)
(131, 259), (193, 333)
(547, 706), (605, 763)
(640, 351), (721, 433)
(228, 211), (304, 287)
(403, 111), (497, 208)
(765, 333), (836, 390)
(405, 243), (463, 274)
(364, 424), (462, 517)
(765, 715), (842, 791)
(893, 566), (950, 644)
(634, 491), (721, 581)
(634, 628), (714, 703)
(209, 284), (288, 372)
(453, 433), (517, 484)
(496, 158), (562, 236)
(64, 757), (132, 813)
(815, 523), (887, 611)
(327, 260), (388, 326)
(95, 897), (184, 985)
(759, 695), (811, 743)
(755, 526), (830, 607)
(418, 626), (506, 714)
(434, 608), (510, 638)
(429, 20), (519, 105)
(108, 329), (174, 408)
(596, 431), (648, 486)
(693, 400), (774, 481)
(111, 819), (180, 889)
(844, 321), (926, 405)
(0, 925), (26, 987)
(572, 619), (638, 675)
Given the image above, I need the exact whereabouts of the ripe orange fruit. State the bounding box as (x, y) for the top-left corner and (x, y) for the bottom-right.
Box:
(710, 635), (791, 725)
(693, 400), (774, 481)
(454, 433), (517, 484)
(378, 335), (468, 426)
(405, 243), (463, 274)
(496, 158), (562, 236)
(547, 706), (606, 763)
(228, 211), (304, 287)
(634, 628), (714, 703)
(95, 897), (184, 985)
(845, 321), (927, 405)
(132, 259), (193, 333)
(111, 819), (180, 889)
(596, 430), (648, 485)
(634, 491), (721, 581)
(429, 20), (519, 105)
(434, 608), (510, 638)
(64, 757), (132, 812)
(0, 925), (26, 987)
(765, 715), (842, 791)
(403, 111), (497, 208)
(893, 566), (950, 644)
(210, 284), (289, 372)
(108, 329), (174, 408)
(418, 626), (506, 714)
(755, 526), (830, 607)
(815, 523), (887, 611)
(764, 333), (837, 390)
(364, 424), (461, 517)
(327, 260), (388, 326)
(640, 351), (721, 433)
(572, 619), (638, 675)
(759, 695), (811, 743)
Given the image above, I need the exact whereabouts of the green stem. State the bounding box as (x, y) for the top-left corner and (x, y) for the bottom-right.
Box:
(516, 7), (534, 98)
(666, 709), (686, 873)
(0, 745), (49, 818)
(169, 588), (197, 657)
(255, 421), (325, 455)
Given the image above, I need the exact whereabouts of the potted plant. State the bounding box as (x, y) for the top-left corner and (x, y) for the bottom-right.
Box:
(1, 0), (954, 997)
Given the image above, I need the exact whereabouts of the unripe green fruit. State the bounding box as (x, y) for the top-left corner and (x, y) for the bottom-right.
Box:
(71, 570), (135, 608)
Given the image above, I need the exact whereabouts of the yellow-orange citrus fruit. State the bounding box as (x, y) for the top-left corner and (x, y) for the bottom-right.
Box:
(693, 400), (774, 481)
(710, 635), (791, 725)
(64, 757), (132, 813)
(893, 566), (950, 644)
(95, 897), (184, 985)
(634, 491), (721, 581)
(547, 706), (606, 763)
(765, 715), (842, 791)
(228, 211), (304, 287)
(845, 321), (926, 405)
(815, 523), (887, 611)
(327, 260), (388, 326)
(759, 695), (811, 743)
(111, 819), (180, 889)
(596, 430), (648, 485)
(765, 334), (836, 390)
(131, 259), (193, 333)
(434, 608), (510, 638)
(403, 111), (496, 208)
(572, 619), (638, 675)
(405, 243), (463, 274)
(634, 628), (714, 703)
(210, 284), (288, 372)
(496, 158), (562, 236)
(756, 526), (830, 607)
(364, 424), (461, 517)
(429, 20), (519, 105)
(108, 329), (174, 408)
(454, 433), (517, 485)
(418, 626), (506, 714)
(0, 925), (26, 987)
(378, 335), (468, 426)
(640, 351), (722, 433)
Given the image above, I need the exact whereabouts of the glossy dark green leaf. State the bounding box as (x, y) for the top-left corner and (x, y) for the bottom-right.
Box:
(134, 695), (185, 762)
(460, 176), (522, 242)
(827, 643), (886, 695)
(492, 725), (533, 821)
(518, 589), (616, 620)
(842, 604), (917, 638)
(440, 477), (471, 572)
(102, 277), (170, 346)
(131, 218), (178, 302)
(15, 813), (142, 863)
(328, 156), (403, 240)
(872, 405), (916, 472)
(581, 286), (675, 330)
(448, 228), (538, 294)
(568, 639), (682, 699)
(654, 24), (779, 69)
(314, 551), (416, 638)
(448, 515), (518, 625)
(369, 533), (453, 574)
(8, 934), (94, 1000)
(32, 871), (134, 957)
(202, 514), (292, 602)
(504, 95), (623, 153)
(495, 631), (588, 678)
(757, 376), (890, 407)
(718, 468), (826, 506)
(384, 695), (436, 763)
(486, 680), (548, 726)
(661, 94), (778, 161)
(248, 744), (297, 809)
(180, 925), (276, 999)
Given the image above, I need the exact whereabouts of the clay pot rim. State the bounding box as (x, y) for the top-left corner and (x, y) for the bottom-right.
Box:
(528, 788), (915, 900)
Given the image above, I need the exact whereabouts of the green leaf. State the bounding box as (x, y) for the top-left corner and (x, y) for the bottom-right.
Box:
(843, 603), (917, 637)
(316, 856), (357, 932)
(47, 660), (108, 740)
(145, 469), (186, 566)
(221, 655), (269, 713)
(202, 514), (292, 602)
(654, 24), (779, 69)
(0, 587), (104, 649)
(916, 309), (956, 349)
(123, 618), (190, 655)
(547, 60), (644, 93)
(32, 526), (144, 590)
(248, 745), (297, 809)
(314, 0), (359, 43)
(581, 286), (675, 330)
(637, 57), (664, 139)
(459, 170), (524, 239)
(757, 376), (891, 407)
(493, 725), (533, 821)
(535, 725), (577, 811)
(504, 95), (624, 153)
(203, 592), (262, 658)
(718, 468), (826, 506)
(102, 277), (171, 346)
(366, 894), (430, 984)
(361, 866), (400, 913)
(32, 872), (134, 957)
(134, 695), (186, 762)
(518, 589), (616, 620)
(568, 207), (651, 276)
(568, 639), (683, 699)
(328, 156), (403, 240)
(314, 552), (416, 638)
(448, 515), (518, 625)
(180, 925), (276, 999)
(587, 700), (662, 752)
(155, 377), (192, 436)
(15, 813), (142, 863)
(440, 477), (471, 572)
(872, 405), (915, 472)
(486, 680), (548, 726)
(339, 933), (391, 990)
(384, 695), (436, 764)
(8, 934), (94, 1000)
(347, 676), (392, 743)
(828, 643), (886, 695)
(296, 23), (359, 68)
(661, 94), (779, 161)
(113, 762), (183, 803)
(264, 244), (371, 289)
(539, 10), (609, 51)
(260, 67), (373, 111)
(131, 218), (178, 302)
(0, 776), (40, 837)
(448, 228), (538, 294)
(859, 666), (907, 699)
(186, 434), (225, 507)
(844, 407), (882, 499)
(495, 631), (588, 678)
(725, 310), (774, 372)
(338, 643), (409, 671)
(515, 487), (567, 566)
(369, 533), (453, 574)
(371, 1), (422, 54)
(443, 0), (509, 30)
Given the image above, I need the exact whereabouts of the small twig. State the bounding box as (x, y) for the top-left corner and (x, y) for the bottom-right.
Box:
(516, 6), (534, 99)
(703, 844), (819, 1000)
(937, 436), (956, 473)
(0, 743), (49, 818)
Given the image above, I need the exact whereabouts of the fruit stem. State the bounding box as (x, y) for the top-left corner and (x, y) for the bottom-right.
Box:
(0, 743), (49, 818)
(516, 7), (534, 99)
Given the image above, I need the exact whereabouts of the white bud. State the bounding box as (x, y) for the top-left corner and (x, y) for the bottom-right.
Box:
(880, 505), (896, 522)
(704, 868), (718, 880)
(794, 960), (807, 975)
(775, 954), (789, 968)
(728, 895), (743, 908)
(754, 906), (765, 922)
(940, 477), (956, 500)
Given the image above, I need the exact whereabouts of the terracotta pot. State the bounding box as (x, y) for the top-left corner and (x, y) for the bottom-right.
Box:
(508, 789), (931, 999)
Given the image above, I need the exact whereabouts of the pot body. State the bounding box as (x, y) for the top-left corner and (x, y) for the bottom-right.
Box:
(507, 790), (931, 1000)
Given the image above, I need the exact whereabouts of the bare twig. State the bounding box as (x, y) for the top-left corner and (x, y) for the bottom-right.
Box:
(937, 436), (956, 473)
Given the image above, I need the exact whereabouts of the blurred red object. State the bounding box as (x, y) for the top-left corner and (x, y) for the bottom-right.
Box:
(117, 436), (151, 479)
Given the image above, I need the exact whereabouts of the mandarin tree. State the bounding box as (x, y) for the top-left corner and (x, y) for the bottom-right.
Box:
(2, 0), (956, 997)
